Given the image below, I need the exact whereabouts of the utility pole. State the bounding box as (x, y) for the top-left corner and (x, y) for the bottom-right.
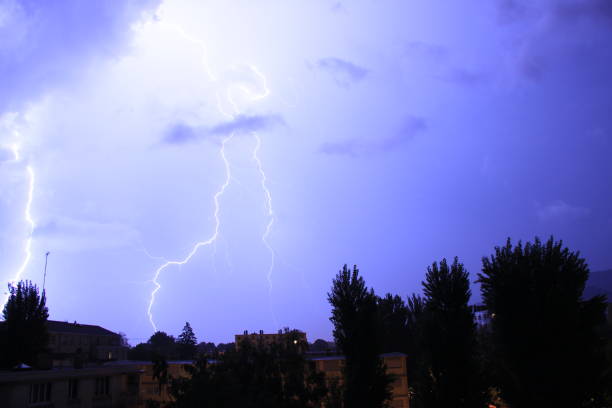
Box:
(42, 251), (50, 292)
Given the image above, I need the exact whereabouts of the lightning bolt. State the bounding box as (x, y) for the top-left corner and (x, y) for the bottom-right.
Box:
(146, 14), (278, 330)
(253, 132), (278, 327)
(252, 134), (275, 295)
(2, 142), (36, 307)
(223, 66), (278, 324)
(147, 133), (233, 332)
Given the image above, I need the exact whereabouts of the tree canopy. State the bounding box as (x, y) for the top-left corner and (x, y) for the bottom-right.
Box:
(177, 322), (197, 359)
(478, 237), (609, 407)
(1, 280), (49, 368)
(419, 258), (485, 407)
(328, 264), (392, 408)
(170, 329), (327, 408)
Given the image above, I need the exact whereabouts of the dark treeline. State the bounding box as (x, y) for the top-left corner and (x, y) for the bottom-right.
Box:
(2, 236), (611, 408)
(127, 328), (333, 362)
(148, 236), (612, 408)
(168, 329), (331, 408)
(128, 322), (202, 361)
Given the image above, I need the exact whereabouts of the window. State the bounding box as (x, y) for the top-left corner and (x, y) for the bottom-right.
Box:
(29, 383), (52, 404)
(392, 376), (404, 388)
(391, 400), (405, 408)
(323, 359), (341, 371)
(68, 379), (79, 399)
(95, 377), (110, 396)
(386, 357), (402, 368)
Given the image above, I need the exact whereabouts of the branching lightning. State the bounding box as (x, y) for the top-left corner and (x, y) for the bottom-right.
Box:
(2, 141), (36, 307)
(146, 15), (278, 331)
(16, 165), (35, 283)
(252, 134), (275, 296)
(147, 134), (233, 332)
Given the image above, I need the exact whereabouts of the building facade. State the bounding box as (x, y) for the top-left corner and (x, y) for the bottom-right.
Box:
(234, 329), (308, 351)
(309, 352), (410, 408)
(0, 363), (141, 408)
(47, 321), (127, 367)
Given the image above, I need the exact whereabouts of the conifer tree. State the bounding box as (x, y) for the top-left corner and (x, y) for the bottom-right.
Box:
(328, 265), (392, 408)
(177, 322), (197, 359)
(1, 280), (49, 368)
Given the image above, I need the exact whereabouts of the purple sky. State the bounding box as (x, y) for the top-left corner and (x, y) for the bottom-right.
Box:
(1, 0), (611, 345)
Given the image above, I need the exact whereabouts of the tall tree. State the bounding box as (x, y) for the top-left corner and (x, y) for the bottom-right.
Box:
(479, 237), (609, 407)
(420, 258), (485, 407)
(1, 280), (49, 368)
(377, 293), (408, 353)
(404, 294), (430, 407)
(328, 264), (392, 408)
(177, 322), (197, 359)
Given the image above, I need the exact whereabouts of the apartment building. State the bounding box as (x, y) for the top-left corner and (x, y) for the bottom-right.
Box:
(309, 352), (410, 408)
(0, 363), (141, 408)
(234, 329), (308, 351)
(47, 321), (127, 366)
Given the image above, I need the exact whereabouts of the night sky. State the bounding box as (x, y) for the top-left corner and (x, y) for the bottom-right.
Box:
(1, 0), (611, 345)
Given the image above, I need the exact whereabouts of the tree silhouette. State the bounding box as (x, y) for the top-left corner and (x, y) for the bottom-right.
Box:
(152, 353), (169, 397)
(1, 280), (49, 368)
(177, 322), (197, 359)
(377, 293), (408, 353)
(404, 294), (429, 407)
(478, 237), (609, 407)
(148, 331), (177, 359)
(328, 264), (392, 408)
(170, 328), (327, 407)
(420, 257), (485, 407)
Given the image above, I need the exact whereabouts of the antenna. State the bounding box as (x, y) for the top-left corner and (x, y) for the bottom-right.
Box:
(42, 251), (50, 292)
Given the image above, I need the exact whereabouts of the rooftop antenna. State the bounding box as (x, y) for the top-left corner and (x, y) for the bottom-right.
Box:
(42, 251), (50, 292)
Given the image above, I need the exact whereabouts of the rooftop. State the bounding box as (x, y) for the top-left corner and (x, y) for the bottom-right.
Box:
(46, 320), (119, 337)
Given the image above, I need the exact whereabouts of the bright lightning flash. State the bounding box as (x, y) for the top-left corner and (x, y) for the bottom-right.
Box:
(252, 134), (275, 296)
(2, 142), (36, 307)
(146, 15), (278, 331)
(147, 134), (233, 332)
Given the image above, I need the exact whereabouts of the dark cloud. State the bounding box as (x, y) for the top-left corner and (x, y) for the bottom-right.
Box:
(317, 57), (368, 87)
(498, 0), (612, 26)
(536, 200), (590, 221)
(319, 115), (427, 156)
(164, 114), (285, 145)
(497, 0), (529, 24)
(330, 2), (346, 13)
(555, 0), (612, 25)
(0, 0), (160, 113)
(404, 42), (486, 86)
(209, 114), (285, 136)
(318, 139), (360, 156)
(437, 68), (489, 86)
(404, 41), (449, 62)
(495, 0), (612, 81)
(163, 123), (200, 144)
(518, 54), (547, 81)
(0, 147), (15, 163)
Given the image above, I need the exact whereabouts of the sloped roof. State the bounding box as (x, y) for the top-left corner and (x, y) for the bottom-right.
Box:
(46, 320), (118, 337)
